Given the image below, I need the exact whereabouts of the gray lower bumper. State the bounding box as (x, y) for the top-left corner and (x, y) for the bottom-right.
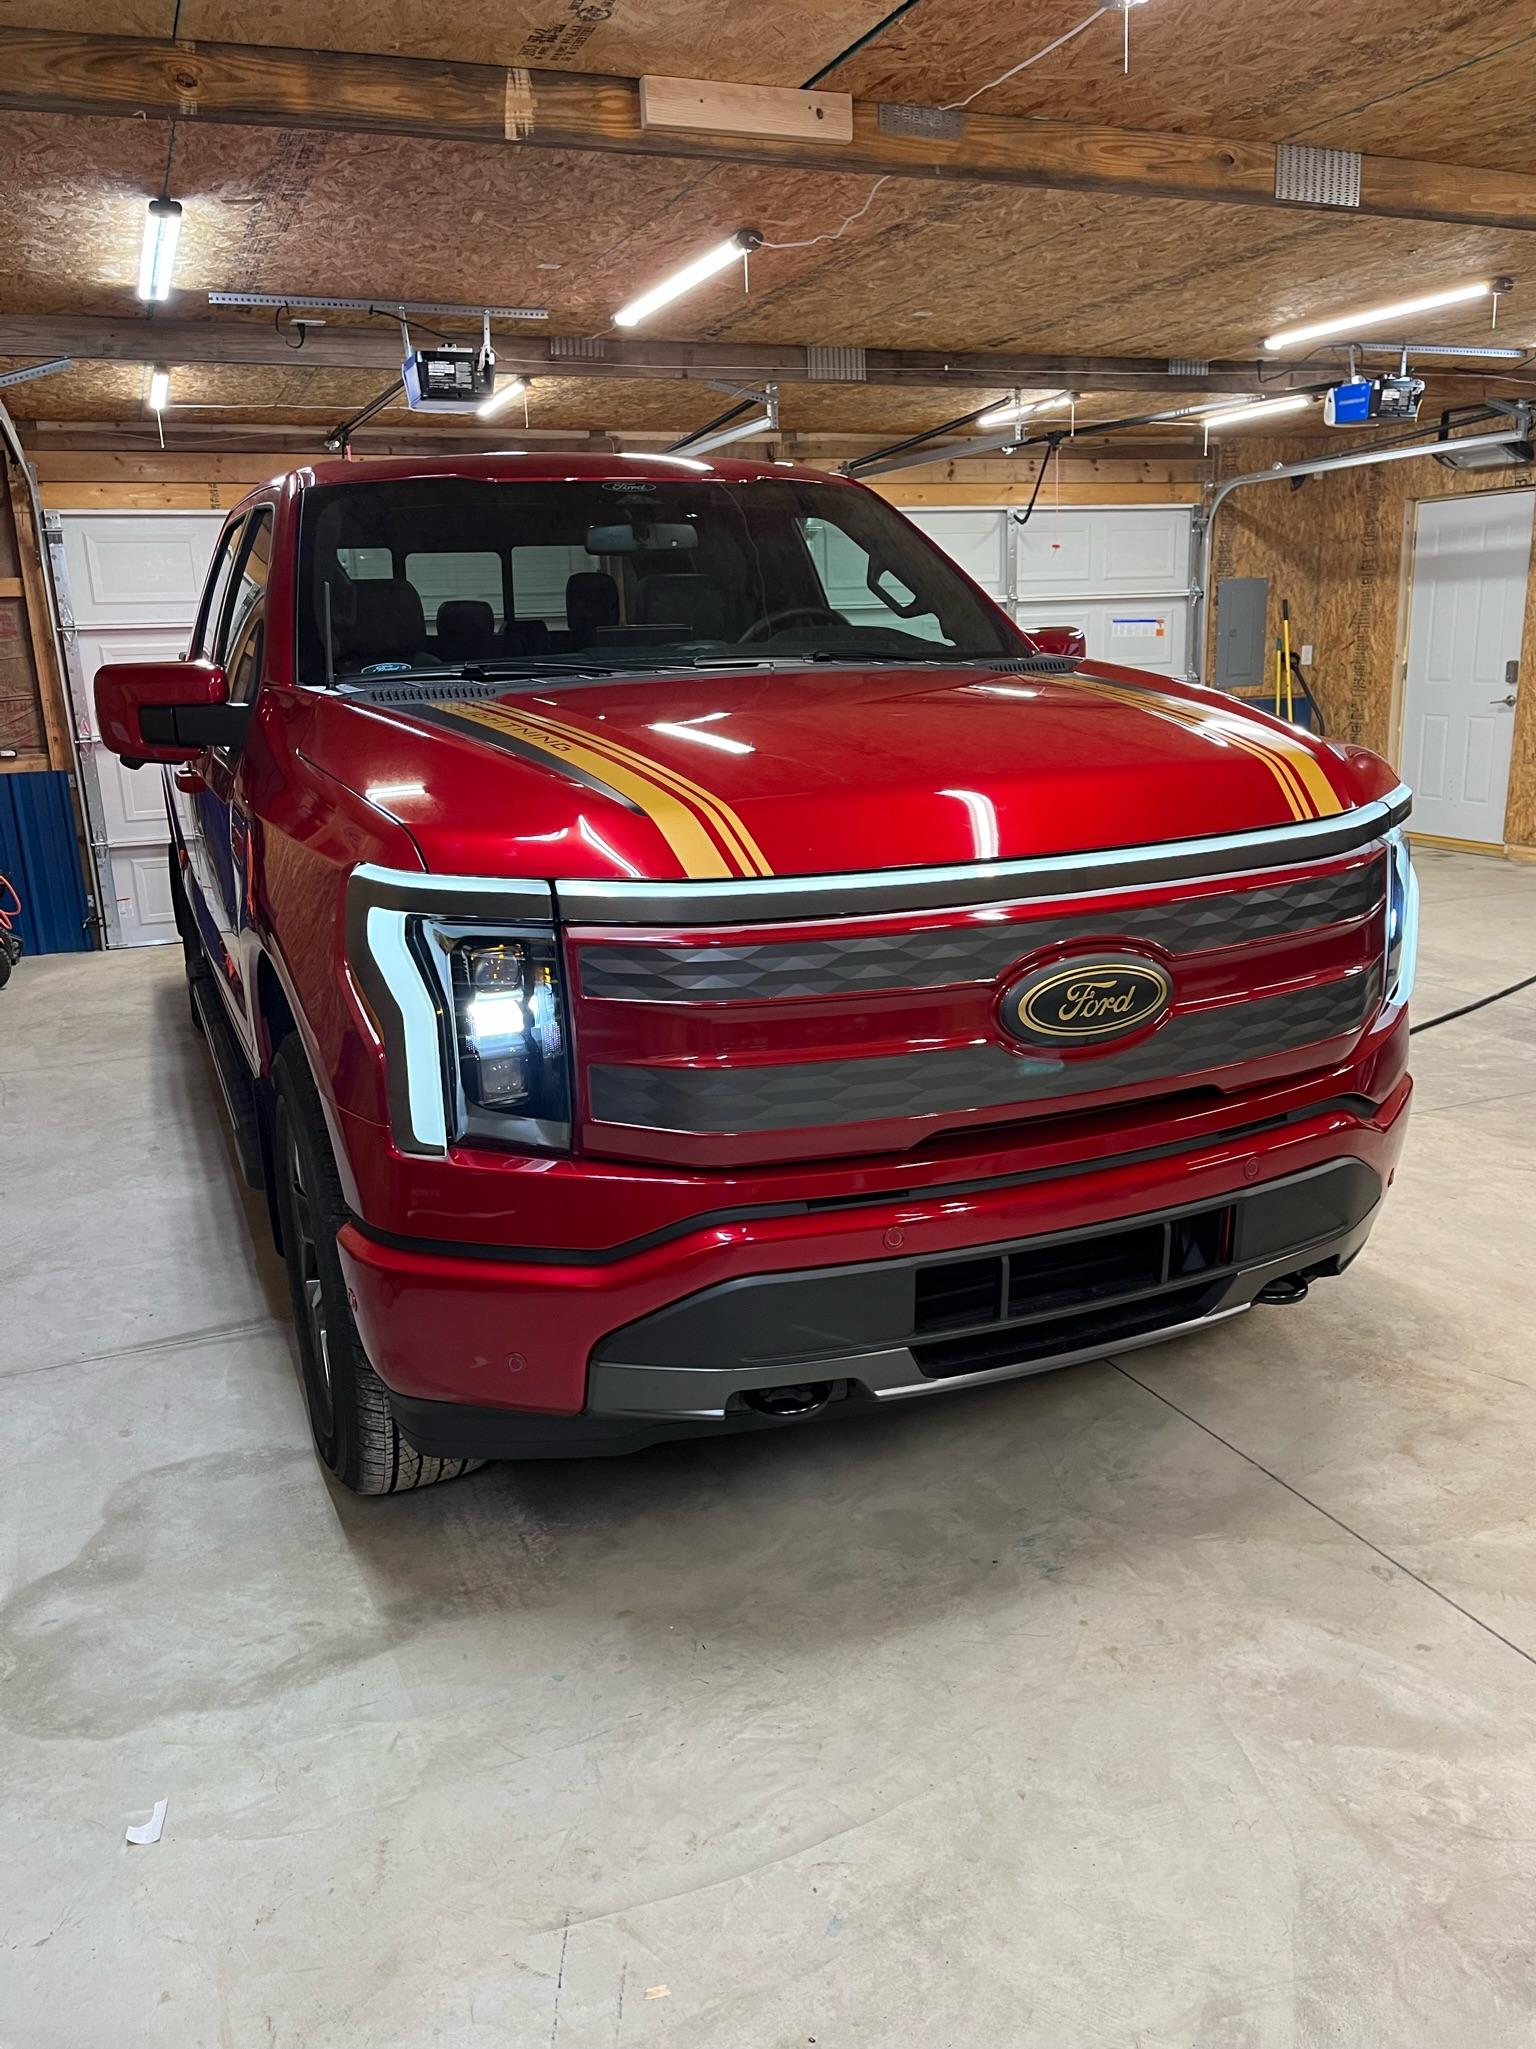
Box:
(587, 1160), (1382, 1424)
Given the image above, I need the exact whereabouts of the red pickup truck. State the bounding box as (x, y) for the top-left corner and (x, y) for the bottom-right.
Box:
(95, 454), (1416, 1494)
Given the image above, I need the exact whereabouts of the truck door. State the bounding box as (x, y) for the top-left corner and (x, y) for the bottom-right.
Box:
(171, 508), (271, 1043)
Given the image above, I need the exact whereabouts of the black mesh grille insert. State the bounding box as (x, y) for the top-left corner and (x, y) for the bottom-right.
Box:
(913, 1257), (1004, 1334)
(913, 1280), (1226, 1378)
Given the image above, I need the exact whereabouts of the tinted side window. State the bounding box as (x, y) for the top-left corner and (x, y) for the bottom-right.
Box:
(218, 510), (273, 667)
(192, 518), (243, 659)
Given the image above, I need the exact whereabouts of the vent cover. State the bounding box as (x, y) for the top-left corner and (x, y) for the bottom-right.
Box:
(1167, 358), (1209, 377)
(549, 335), (608, 360)
(1274, 143), (1362, 209)
(806, 345), (867, 382)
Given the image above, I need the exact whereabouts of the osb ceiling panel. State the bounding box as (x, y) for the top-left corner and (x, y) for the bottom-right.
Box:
(0, 0), (883, 83)
(835, 0), (1536, 171)
(6, 113), (1534, 367)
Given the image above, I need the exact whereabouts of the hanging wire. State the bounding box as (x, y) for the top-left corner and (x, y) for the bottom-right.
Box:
(759, 176), (894, 252)
(762, 9), (1125, 254)
(942, 7), (1109, 109)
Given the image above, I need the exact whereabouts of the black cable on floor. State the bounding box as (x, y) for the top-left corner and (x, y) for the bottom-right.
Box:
(1409, 972), (1536, 1035)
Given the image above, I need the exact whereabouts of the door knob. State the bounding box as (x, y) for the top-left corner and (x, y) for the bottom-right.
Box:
(1490, 693), (1519, 706)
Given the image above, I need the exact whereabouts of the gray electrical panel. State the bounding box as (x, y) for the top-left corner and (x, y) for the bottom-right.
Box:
(1215, 576), (1269, 695)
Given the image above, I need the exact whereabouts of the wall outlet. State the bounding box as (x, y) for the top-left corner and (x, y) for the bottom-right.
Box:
(1299, 642), (1314, 665)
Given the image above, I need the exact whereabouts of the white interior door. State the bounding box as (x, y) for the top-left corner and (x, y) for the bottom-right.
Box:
(55, 512), (225, 945)
(1400, 491), (1533, 845)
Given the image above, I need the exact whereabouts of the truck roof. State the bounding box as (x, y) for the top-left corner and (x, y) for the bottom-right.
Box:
(262, 449), (852, 501)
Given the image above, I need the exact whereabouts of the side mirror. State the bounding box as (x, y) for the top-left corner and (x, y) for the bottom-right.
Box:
(1025, 624), (1087, 662)
(94, 659), (249, 765)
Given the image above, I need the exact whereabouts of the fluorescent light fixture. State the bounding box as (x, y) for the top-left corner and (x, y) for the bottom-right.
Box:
(675, 407), (778, 457)
(1349, 339), (1525, 361)
(1263, 281), (1490, 352)
(137, 197), (183, 302)
(147, 366), (170, 412)
(613, 228), (762, 329)
(648, 720), (753, 755)
(477, 375), (528, 420)
(1201, 394), (1314, 429)
(976, 390), (1073, 429)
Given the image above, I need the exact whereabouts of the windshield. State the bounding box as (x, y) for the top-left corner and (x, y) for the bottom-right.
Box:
(295, 475), (1021, 683)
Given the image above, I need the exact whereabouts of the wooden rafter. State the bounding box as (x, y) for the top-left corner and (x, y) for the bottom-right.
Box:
(4, 29), (1536, 231)
(0, 316), (1498, 402)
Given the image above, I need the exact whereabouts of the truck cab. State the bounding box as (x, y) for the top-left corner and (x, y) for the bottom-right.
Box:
(94, 454), (1415, 1493)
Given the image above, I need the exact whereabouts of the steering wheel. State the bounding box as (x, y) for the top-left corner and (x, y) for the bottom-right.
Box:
(739, 604), (845, 643)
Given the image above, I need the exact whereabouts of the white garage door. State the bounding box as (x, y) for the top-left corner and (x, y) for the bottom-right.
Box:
(909, 505), (1193, 679)
(55, 511), (225, 947)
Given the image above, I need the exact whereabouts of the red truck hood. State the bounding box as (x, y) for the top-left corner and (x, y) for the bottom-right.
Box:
(308, 661), (1378, 883)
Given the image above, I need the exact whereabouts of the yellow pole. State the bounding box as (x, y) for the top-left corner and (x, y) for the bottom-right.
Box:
(1273, 638), (1284, 718)
(1280, 599), (1294, 722)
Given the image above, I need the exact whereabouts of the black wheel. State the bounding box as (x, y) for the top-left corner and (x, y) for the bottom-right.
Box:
(271, 1038), (484, 1495)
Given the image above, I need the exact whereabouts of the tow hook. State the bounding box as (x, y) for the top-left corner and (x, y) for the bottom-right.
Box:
(1255, 1274), (1310, 1306)
(743, 1382), (833, 1419)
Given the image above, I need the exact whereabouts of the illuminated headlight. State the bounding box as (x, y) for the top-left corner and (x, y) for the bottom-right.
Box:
(1384, 828), (1419, 1009)
(345, 867), (570, 1158)
(449, 936), (568, 1126)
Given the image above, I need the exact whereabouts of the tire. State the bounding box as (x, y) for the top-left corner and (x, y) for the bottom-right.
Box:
(270, 1037), (484, 1495)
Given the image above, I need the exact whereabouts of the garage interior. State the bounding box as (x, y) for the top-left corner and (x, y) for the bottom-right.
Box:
(2, 4), (1536, 2043)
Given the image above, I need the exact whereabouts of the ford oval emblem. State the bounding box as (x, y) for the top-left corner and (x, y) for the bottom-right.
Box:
(1003, 956), (1172, 1049)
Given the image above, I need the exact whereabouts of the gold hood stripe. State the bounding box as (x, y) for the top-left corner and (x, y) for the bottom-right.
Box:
(494, 704), (773, 878)
(435, 700), (738, 878)
(1069, 679), (1342, 820)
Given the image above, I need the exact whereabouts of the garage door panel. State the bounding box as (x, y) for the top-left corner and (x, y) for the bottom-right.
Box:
(63, 517), (222, 624)
(1016, 599), (1188, 679)
(1016, 513), (1094, 592)
(57, 512), (223, 948)
(1016, 507), (1191, 597)
(109, 846), (177, 946)
(906, 509), (1009, 596)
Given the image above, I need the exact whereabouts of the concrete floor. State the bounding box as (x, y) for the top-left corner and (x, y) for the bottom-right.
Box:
(2, 846), (1535, 2048)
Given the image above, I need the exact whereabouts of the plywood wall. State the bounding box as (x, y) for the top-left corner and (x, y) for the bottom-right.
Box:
(0, 459), (53, 768)
(1208, 436), (1536, 852)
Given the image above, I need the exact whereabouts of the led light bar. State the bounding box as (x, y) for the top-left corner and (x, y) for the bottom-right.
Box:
(1201, 394), (1314, 429)
(137, 198), (182, 303)
(1263, 281), (1491, 352)
(613, 229), (762, 330)
(477, 375), (529, 420)
(208, 292), (550, 320)
(147, 366), (170, 412)
(975, 390), (1074, 430)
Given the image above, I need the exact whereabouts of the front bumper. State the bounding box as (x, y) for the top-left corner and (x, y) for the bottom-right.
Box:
(337, 1075), (1411, 1458)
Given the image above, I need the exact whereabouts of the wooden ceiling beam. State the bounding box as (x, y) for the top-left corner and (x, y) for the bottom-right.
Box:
(0, 315), (1457, 399)
(5, 28), (1536, 231)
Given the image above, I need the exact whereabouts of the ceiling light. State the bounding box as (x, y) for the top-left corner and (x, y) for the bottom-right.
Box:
(613, 229), (763, 329)
(976, 391), (1074, 430)
(147, 367), (170, 412)
(137, 198), (183, 302)
(477, 375), (528, 420)
(1263, 281), (1492, 352)
(1201, 394), (1314, 429)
